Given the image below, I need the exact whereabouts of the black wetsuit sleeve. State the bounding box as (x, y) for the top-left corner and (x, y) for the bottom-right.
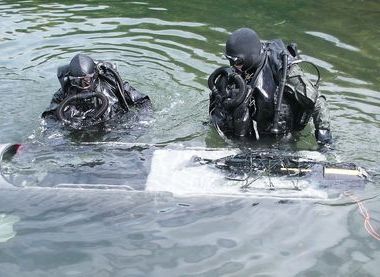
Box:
(209, 74), (236, 137)
(286, 64), (331, 130)
(41, 88), (65, 119)
(123, 81), (151, 106)
(42, 64), (70, 119)
(312, 95), (331, 130)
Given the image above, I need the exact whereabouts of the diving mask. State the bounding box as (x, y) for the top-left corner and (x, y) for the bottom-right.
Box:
(69, 72), (95, 89)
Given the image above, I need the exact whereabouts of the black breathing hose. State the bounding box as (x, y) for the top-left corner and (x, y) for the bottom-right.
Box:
(222, 73), (247, 110)
(271, 52), (288, 134)
(57, 92), (109, 125)
(99, 65), (130, 112)
(208, 66), (247, 110)
(208, 66), (230, 92)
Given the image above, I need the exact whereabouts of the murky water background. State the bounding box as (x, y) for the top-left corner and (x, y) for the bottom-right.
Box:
(0, 0), (379, 276)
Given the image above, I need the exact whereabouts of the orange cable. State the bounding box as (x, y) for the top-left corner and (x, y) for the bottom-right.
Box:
(344, 191), (380, 241)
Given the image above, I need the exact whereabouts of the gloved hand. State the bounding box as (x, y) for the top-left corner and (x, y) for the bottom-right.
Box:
(315, 129), (332, 145)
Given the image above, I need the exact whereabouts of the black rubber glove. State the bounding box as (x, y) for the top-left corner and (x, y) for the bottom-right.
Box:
(315, 129), (332, 145)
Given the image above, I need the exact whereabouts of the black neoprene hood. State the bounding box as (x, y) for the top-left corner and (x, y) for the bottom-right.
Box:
(225, 28), (263, 71)
(69, 54), (96, 77)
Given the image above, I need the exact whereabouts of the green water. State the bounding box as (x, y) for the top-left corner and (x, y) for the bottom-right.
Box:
(0, 0), (379, 276)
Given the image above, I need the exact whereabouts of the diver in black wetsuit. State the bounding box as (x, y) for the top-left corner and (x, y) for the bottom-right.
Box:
(208, 28), (332, 144)
(42, 54), (151, 129)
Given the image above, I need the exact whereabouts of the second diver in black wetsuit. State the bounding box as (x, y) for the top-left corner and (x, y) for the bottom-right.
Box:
(208, 28), (332, 144)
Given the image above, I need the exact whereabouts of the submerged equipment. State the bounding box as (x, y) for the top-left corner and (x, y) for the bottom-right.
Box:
(195, 151), (369, 184)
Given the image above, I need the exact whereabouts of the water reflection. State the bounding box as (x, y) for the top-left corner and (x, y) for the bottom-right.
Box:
(0, 189), (370, 276)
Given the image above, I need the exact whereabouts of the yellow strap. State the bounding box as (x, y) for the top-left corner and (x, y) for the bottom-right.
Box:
(280, 168), (312, 173)
(324, 168), (361, 176)
(280, 167), (361, 177)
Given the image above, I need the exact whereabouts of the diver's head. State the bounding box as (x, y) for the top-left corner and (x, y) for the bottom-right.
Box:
(68, 54), (96, 90)
(225, 28), (263, 73)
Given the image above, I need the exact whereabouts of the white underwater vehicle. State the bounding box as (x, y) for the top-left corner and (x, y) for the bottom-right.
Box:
(0, 143), (369, 200)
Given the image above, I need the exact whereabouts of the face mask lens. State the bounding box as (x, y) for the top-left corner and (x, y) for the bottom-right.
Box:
(225, 54), (244, 66)
(234, 57), (244, 66)
(69, 73), (94, 89)
(82, 76), (92, 87)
